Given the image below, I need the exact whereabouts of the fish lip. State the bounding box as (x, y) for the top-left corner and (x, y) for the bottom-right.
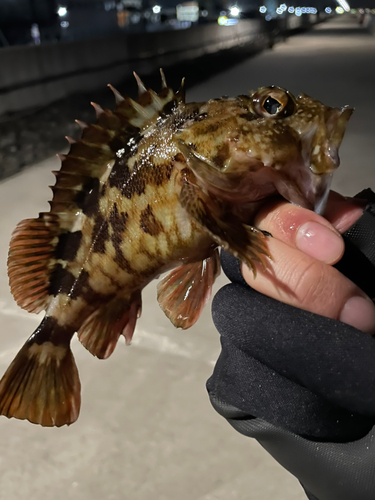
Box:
(311, 172), (333, 215)
(274, 169), (333, 215)
(309, 105), (354, 175)
(326, 106), (354, 146)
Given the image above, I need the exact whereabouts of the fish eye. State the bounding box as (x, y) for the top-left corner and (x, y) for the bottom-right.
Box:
(252, 87), (296, 118)
(263, 96), (282, 115)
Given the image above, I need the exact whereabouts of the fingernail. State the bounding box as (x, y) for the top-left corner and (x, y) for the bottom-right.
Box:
(340, 296), (375, 334)
(296, 221), (344, 264)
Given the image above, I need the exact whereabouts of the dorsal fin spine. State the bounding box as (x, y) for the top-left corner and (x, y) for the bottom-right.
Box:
(133, 72), (147, 96)
(160, 68), (167, 89)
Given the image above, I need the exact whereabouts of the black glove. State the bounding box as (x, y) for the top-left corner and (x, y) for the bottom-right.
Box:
(207, 190), (375, 500)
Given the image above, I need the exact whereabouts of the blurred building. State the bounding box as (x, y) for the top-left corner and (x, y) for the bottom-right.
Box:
(1, 0), (373, 47)
(0, 0), (246, 46)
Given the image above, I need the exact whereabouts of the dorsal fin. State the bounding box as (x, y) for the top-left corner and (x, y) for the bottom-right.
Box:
(7, 70), (184, 313)
(50, 69), (184, 223)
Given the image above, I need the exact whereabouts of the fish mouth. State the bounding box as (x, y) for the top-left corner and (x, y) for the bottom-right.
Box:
(275, 171), (333, 215)
(276, 105), (353, 215)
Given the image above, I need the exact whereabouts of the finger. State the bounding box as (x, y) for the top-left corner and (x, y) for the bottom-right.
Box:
(324, 190), (366, 233)
(254, 192), (366, 265)
(254, 200), (345, 265)
(242, 238), (375, 334)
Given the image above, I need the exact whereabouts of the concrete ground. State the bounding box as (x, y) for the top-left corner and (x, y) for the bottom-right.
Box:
(0, 14), (375, 500)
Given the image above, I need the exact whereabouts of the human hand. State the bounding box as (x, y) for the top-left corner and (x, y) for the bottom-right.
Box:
(243, 191), (375, 334)
(207, 189), (375, 500)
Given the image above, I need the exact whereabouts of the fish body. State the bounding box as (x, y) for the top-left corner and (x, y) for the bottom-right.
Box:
(0, 72), (352, 427)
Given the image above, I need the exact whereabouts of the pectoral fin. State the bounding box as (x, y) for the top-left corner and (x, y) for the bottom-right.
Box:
(179, 182), (270, 274)
(157, 249), (221, 329)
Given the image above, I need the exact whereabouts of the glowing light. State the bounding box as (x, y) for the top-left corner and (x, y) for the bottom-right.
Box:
(335, 6), (344, 13)
(218, 15), (238, 25)
(259, 5), (267, 13)
(288, 6), (295, 12)
(276, 7), (283, 14)
(325, 6), (332, 12)
(57, 6), (67, 16)
(60, 21), (69, 28)
(229, 5), (240, 16)
(336, 0), (350, 11)
(152, 5), (161, 13)
(176, 3), (199, 21)
(265, 13), (272, 20)
(280, 3), (287, 10)
(295, 7), (302, 15)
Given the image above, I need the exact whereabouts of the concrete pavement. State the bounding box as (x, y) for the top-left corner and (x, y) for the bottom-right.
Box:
(0, 15), (374, 500)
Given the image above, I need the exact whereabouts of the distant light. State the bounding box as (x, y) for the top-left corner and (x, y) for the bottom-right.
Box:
(276, 7), (283, 14)
(295, 7), (302, 15)
(218, 15), (238, 25)
(57, 6), (67, 17)
(265, 13), (272, 20)
(177, 3), (199, 21)
(201, 9), (208, 17)
(336, 0), (350, 11)
(335, 6), (344, 13)
(312, 7), (317, 13)
(325, 6), (332, 12)
(259, 5), (267, 13)
(131, 13), (141, 23)
(60, 21), (69, 28)
(104, 1), (115, 11)
(229, 6), (240, 16)
(152, 5), (161, 14)
(288, 6), (295, 12)
(280, 3), (287, 10)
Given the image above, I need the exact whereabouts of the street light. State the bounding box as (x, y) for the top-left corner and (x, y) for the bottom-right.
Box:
(57, 6), (68, 17)
(229, 6), (240, 16)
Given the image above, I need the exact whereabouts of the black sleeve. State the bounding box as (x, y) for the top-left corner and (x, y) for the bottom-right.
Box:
(207, 189), (375, 500)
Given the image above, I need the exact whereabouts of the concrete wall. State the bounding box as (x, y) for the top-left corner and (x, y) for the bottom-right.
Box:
(0, 20), (265, 117)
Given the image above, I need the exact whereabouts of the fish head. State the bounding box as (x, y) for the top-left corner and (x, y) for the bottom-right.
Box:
(243, 86), (353, 214)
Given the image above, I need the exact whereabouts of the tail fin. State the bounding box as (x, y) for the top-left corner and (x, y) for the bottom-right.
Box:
(0, 335), (81, 427)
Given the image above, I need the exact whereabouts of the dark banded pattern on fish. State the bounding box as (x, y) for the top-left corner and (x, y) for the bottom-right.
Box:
(0, 71), (353, 426)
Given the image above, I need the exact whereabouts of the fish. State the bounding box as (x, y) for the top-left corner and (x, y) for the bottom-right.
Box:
(0, 70), (353, 427)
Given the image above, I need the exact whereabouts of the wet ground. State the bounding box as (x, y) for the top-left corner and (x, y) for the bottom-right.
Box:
(0, 14), (374, 500)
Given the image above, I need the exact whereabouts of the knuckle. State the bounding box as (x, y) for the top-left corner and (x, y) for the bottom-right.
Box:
(291, 258), (330, 308)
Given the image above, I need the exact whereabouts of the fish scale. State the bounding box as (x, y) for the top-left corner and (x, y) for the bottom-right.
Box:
(0, 71), (352, 427)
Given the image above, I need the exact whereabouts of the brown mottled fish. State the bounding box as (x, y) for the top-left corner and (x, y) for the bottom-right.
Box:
(0, 71), (352, 427)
